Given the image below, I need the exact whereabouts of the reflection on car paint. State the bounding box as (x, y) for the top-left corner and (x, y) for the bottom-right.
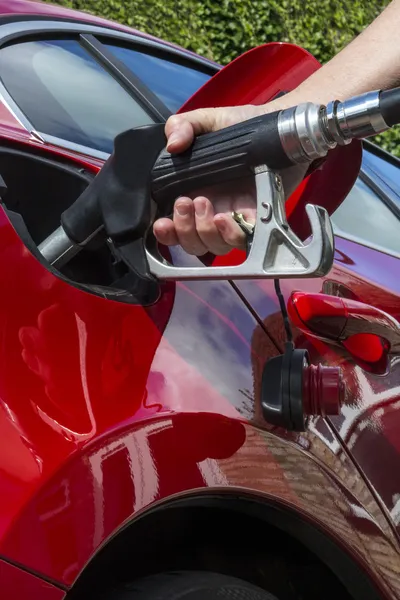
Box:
(0, 5), (398, 596)
(0, 205), (399, 595)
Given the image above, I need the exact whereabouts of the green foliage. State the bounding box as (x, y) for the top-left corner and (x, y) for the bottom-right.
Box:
(46, 0), (399, 155)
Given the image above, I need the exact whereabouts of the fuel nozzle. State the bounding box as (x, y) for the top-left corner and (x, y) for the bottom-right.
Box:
(278, 87), (400, 164)
(39, 84), (400, 281)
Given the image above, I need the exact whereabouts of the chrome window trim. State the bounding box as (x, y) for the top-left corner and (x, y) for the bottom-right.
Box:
(362, 162), (400, 215)
(0, 18), (218, 153)
(0, 19), (218, 70)
(334, 229), (400, 260)
(0, 78), (37, 136)
(37, 132), (111, 162)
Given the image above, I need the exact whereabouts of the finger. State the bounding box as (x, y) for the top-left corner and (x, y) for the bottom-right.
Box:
(214, 213), (247, 249)
(193, 197), (232, 255)
(173, 197), (208, 256)
(166, 119), (196, 153)
(153, 218), (179, 247)
(165, 104), (270, 154)
(165, 109), (218, 153)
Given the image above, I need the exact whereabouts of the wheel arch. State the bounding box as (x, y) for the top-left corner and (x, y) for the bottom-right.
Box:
(66, 491), (385, 600)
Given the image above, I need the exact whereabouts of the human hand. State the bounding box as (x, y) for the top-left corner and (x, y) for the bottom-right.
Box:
(152, 99), (308, 256)
(153, 175), (257, 256)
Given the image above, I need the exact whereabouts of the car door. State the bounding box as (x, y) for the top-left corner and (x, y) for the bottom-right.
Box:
(231, 143), (400, 536)
(329, 143), (400, 534)
(2, 15), (400, 537)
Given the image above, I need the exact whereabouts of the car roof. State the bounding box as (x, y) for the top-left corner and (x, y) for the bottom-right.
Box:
(0, 0), (217, 161)
(0, 0), (209, 61)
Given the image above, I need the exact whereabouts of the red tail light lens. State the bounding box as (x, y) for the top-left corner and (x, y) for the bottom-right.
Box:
(288, 292), (399, 371)
(342, 333), (388, 364)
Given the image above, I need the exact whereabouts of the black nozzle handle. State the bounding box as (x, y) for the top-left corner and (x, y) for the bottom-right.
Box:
(61, 124), (167, 246)
(151, 110), (294, 206)
(60, 111), (295, 253)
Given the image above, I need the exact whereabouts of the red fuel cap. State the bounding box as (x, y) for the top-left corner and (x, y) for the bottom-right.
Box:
(261, 342), (344, 431)
(303, 363), (345, 418)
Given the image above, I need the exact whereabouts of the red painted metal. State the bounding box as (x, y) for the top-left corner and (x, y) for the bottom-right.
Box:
(181, 42), (363, 241)
(0, 559), (65, 599)
(0, 0), (207, 60)
(231, 235), (400, 542)
(302, 363), (344, 416)
(0, 2), (397, 599)
(180, 42), (320, 109)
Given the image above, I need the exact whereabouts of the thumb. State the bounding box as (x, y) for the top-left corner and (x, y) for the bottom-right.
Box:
(165, 108), (219, 153)
(164, 104), (271, 153)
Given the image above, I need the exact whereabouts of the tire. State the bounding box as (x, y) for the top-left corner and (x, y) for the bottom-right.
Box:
(107, 571), (279, 600)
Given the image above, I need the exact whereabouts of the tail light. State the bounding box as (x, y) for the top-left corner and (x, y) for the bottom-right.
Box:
(287, 292), (400, 371)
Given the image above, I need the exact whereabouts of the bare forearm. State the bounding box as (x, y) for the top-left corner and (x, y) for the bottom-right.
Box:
(286, 0), (400, 106)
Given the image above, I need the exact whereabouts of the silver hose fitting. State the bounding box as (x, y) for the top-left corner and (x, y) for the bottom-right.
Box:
(325, 90), (388, 144)
(278, 91), (390, 164)
(278, 103), (335, 164)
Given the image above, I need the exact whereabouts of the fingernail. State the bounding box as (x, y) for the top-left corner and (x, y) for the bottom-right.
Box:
(167, 132), (180, 150)
(176, 201), (190, 216)
(195, 199), (206, 217)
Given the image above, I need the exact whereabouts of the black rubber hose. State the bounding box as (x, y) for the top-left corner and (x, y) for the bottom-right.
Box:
(380, 87), (400, 127)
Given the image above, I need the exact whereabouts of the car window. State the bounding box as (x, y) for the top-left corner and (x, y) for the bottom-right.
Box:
(104, 43), (212, 113)
(0, 39), (154, 154)
(362, 145), (400, 207)
(331, 177), (400, 256)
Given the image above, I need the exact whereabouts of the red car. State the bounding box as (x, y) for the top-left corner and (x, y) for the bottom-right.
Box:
(0, 1), (400, 599)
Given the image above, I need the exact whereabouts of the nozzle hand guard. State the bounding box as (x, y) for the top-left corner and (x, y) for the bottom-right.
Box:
(146, 166), (334, 280)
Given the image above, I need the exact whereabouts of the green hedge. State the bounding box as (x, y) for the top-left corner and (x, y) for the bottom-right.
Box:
(48, 0), (399, 155)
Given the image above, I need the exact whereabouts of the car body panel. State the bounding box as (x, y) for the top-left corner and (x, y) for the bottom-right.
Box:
(0, 559), (65, 599)
(2, 410), (400, 599)
(3, 207), (397, 592)
(181, 44), (400, 550)
(0, 211), (269, 580)
(222, 179), (400, 539)
(0, 1), (398, 598)
(0, 0), (205, 59)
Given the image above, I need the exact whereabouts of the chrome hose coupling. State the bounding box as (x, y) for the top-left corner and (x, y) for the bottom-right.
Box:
(278, 102), (336, 164)
(324, 90), (388, 144)
(278, 90), (390, 164)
